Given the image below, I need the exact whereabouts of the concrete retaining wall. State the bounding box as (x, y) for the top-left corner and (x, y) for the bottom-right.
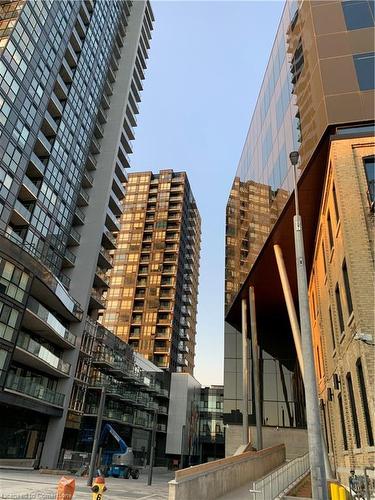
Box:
(168, 444), (285, 500)
(226, 425), (308, 459)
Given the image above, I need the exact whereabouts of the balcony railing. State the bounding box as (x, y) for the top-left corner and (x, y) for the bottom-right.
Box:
(5, 373), (65, 407)
(26, 297), (76, 347)
(17, 331), (71, 375)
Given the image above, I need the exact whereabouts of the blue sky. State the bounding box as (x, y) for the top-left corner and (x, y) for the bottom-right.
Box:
(131, 1), (284, 386)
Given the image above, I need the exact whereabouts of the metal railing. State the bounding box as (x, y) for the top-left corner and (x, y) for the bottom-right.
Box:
(251, 452), (310, 500)
(5, 373), (65, 407)
(17, 331), (71, 375)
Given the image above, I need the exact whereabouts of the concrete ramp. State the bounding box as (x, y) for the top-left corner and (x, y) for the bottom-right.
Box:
(168, 444), (285, 500)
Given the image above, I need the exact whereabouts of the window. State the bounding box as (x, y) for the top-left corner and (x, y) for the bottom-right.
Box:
(353, 52), (375, 90)
(342, 259), (353, 315)
(327, 211), (334, 249)
(346, 372), (361, 448)
(328, 306), (336, 350)
(291, 38), (304, 84)
(332, 184), (340, 225)
(356, 358), (374, 446)
(363, 156), (375, 204)
(335, 284), (345, 335)
(338, 393), (348, 450)
(342, 1), (374, 30)
(322, 242), (327, 276)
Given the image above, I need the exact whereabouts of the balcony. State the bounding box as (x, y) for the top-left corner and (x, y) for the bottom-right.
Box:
(113, 163), (126, 188)
(80, 2), (90, 25)
(109, 192), (123, 217)
(60, 58), (74, 83)
(92, 352), (114, 369)
(112, 171), (126, 199)
(11, 200), (32, 226)
(120, 131), (133, 155)
(48, 92), (63, 118)
(90, 288), (106, 309)
(75, 14), (87, 38)
(15, 331), (71, 377)
(102, 230), (117, 250)
(86, 153), (97, 171)
(94, 267), (110, 288)
(5, 373), (65, 407)
(105, 207), (120, 232)
(41, 111), (58, 138)
(73, 206), (85, 225)
(126, 105), (137, 127)
(91, 136), (101, 155)
(77, 188), (89, 206)
(98, 246), (113, 268)
(85, 0), (94, 12)
(157, 423), (167, 432)
(18, 176), (38, 201)
(110, 53), (119, 72)
(158, 406), (168, 415)
(62, 247), (76, 268)
(67, 226), (81, 246)
(35, 131), (52, 156)
(82, 169), (94, 188)
(27, 152), (46, 179)
(101, 92), (110, 110)
(23, 297), (76, 349)
(104, 78), (113, 96)
(70, 27), (82, 53)
(97, 106), (108, 124)
(128, 90), (139, 115)
(94, 120), (104, 138)
(118, 143), (130, 170)
(113, 41), (121, 60)
(55, 74), (69, 100)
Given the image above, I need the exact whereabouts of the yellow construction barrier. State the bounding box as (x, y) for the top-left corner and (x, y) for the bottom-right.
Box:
(329, 481), (350, 500)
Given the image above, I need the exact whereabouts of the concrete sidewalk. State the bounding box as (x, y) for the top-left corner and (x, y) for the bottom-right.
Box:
(0, 468), (172, 499)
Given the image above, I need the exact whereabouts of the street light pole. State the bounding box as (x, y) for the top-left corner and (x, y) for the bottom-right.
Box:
(290, 151), (328, 500)
(87, 386), (106, 486)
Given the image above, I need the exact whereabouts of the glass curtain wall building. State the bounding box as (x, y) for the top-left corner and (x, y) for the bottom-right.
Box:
(224, 0), (374, 462)
(0, 0), (154, 469)
(101, 170), (201, 375)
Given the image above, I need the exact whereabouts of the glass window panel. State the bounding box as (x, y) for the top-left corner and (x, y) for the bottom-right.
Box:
(353, 52), (375, 90)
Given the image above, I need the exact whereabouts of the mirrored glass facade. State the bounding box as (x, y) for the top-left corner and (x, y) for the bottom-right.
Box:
(224, 0), (375, 447)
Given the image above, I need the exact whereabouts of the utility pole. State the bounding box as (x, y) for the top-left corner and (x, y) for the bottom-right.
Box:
(87, 386), (106, 486)
(179, 424), (186, 469)
(290, 151), (328, 500)
(147, 409), (158, 486)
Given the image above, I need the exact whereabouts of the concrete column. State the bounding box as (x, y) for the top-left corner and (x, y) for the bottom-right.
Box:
(273, 244), (304, 378)
(241, 298), (249, 446)
(249, 286), (263, 450)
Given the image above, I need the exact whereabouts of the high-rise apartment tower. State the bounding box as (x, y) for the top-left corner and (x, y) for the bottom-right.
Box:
(0, 0), (154, 468)
(101, 169), (201, 375)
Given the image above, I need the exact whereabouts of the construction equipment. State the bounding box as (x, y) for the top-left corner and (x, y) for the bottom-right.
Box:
(99, 423), (140, 480)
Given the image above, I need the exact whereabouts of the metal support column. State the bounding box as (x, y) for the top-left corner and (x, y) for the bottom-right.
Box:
(249, 286), (263, 450)
(290, 151), (328, 500)
(87, 386), (106, 486)
(241, 298), (249, 446)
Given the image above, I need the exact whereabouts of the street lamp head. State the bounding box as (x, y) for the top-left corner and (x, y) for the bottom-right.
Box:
(289, 151), (300, 166)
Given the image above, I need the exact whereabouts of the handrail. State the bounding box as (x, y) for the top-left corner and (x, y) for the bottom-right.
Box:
(251, 452), (310, 500)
